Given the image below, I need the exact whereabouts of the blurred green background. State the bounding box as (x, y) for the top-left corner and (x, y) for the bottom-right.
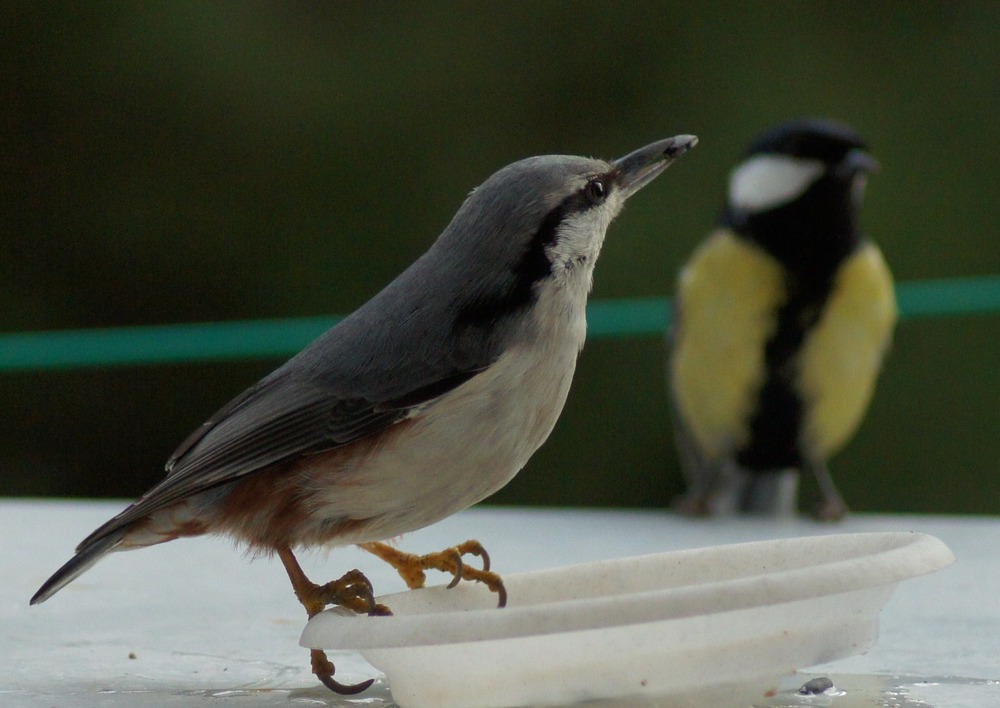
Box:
(2, 1), (998, 513)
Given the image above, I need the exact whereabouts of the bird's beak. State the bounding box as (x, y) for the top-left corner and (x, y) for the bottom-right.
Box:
(614, 135), (698, 200)
(837, 147), (880, 178)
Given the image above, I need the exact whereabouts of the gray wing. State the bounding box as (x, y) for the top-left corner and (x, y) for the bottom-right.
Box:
(76, 325), (491, 550)
(76, 219), (531, 549)
(163, 367), (479, 482)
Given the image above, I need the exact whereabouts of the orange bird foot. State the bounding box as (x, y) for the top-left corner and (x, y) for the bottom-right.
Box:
(277, 547), (390, 695)
(360, 539), (508, 608)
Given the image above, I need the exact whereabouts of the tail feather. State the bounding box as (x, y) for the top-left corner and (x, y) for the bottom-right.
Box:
(30, 531), (125, 605)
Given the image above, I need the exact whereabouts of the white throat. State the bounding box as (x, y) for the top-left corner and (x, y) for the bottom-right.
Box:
(729, 154), (825, 212)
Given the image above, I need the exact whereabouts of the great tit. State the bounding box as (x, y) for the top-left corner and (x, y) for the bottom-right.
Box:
(669, 119), (896, 519)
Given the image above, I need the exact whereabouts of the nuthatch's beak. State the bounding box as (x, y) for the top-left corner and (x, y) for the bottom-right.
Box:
(615, 134), (698, 200)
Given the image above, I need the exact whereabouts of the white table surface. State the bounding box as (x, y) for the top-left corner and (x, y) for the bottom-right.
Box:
(3, 499), (998, 707)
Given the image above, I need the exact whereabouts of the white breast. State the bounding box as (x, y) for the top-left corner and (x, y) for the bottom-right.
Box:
(309, 281), (589, 544)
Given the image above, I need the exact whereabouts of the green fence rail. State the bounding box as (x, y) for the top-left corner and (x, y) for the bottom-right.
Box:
(2, 275), (999, 372)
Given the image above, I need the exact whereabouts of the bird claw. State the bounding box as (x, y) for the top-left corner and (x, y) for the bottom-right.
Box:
(277, 547), (389, 696)
(444, 550), (464, 590)
(311, 648), (375, 695)
(814, 498), (848, 522)
(453, 539), (492, 572)
(360, 539), (507, 607)
(306, 575), (391, 695)
(315, 568), (381, 615)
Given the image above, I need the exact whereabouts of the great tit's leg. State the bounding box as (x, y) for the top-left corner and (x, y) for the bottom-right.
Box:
(671, 413), (748, 516)
(359, 540), (507, 608)
(674, 457), (749, 516)
(671, 412), (721, 515)
(808, 461), (848, 521)
(277, 546), (389, 695)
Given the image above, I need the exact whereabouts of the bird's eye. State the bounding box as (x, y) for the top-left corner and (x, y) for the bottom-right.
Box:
(584, 177), (607, 205)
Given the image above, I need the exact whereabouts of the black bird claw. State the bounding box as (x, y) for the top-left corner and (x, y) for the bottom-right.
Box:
(311, 648), (375, 695)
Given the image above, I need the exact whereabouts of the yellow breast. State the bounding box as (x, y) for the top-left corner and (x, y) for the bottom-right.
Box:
(670, 230), (786, 460)
(797, 242), (896, 458)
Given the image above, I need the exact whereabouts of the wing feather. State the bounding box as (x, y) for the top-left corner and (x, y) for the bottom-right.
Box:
(76, 361), (482, 550)
(76, 240), (516, 551)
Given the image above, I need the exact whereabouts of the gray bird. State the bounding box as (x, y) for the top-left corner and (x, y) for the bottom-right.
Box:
(32, 134), (697, 692)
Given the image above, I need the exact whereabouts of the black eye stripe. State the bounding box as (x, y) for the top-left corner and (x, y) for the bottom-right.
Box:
(452, 167), (619, 331)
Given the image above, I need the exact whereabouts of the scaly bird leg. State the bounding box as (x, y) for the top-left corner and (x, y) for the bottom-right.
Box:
(277, 546), (390, 695)
(808, 460), (849, 521)
(359, 539), (508, 608)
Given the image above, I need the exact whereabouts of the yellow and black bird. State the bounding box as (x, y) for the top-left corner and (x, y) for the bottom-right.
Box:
(669, 119), (896, 519)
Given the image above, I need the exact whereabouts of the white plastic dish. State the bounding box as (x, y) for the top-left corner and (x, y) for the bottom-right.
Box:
(301, 532), (954, 707)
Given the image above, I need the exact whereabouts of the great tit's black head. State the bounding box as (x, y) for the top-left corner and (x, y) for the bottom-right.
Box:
(724, 120), (876, 273)
(727, 119), (878, 218)
(744, 118), (869, 165)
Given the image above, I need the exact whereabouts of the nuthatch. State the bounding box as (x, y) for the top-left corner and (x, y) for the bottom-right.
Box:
(669, 119), (894, 519)
(33, 135), (697, 692)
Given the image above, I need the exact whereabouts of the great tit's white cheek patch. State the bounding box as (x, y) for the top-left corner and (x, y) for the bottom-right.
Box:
(729, 155), (825, 213)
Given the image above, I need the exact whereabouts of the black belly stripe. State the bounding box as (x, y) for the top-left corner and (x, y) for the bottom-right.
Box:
(737, 272), (834, 472)
(725, 185), (859, 473)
